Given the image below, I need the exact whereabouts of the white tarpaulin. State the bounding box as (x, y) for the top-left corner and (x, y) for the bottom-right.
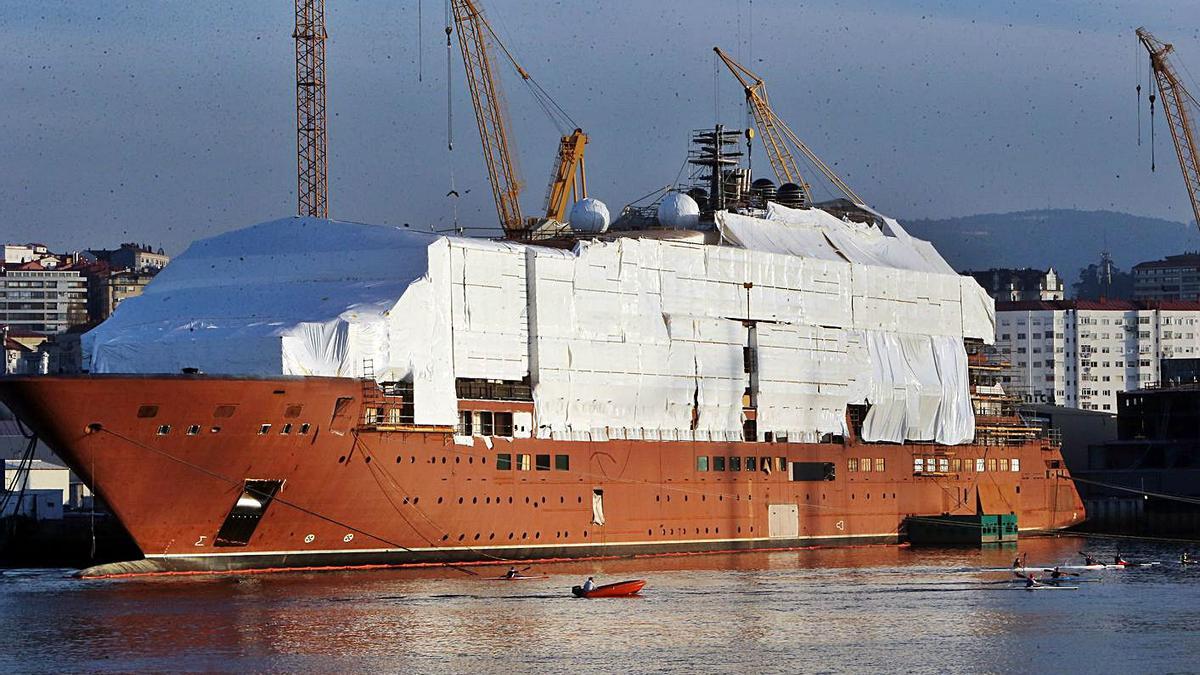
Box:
(85, 209), (990, 445)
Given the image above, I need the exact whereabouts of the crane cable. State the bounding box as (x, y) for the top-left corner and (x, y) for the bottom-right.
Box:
(475, 14), (577, 134)
(1150, 58), (1157, 172)
(444, 0), (459, 228)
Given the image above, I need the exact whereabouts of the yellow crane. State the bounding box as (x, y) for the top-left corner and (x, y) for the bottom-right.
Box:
(1138, 27), (1200, 230)
(713, 46), (864, 206)
(449, 0), (587, 237)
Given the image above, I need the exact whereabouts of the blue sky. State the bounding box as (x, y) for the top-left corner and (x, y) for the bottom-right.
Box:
(3, 0), (1200, 252)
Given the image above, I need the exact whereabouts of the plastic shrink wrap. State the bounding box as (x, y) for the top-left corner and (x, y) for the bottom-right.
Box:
(85, 210), (991, 444)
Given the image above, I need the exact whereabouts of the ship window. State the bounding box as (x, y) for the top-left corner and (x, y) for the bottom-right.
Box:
(875, 458), (884, 472)
(479, 411), (494, 436)
(938, 457), (949, 473)
(535, 454), (551, 471)
(760, 457), (771, 473)
(697, 456), (709, 472)
(259, 424), (272, 435)
(516, 454), (531, 471)
(745, 456), (756, 471)
(791, 462), (836, 482)
(279, 423), (292, 435)
(458, 411), (473, 436)
(999, 458), (1009, 472)
(976, 458), (985, 472)
(494, 412), (514, 437)
(914, 457), (924, 473)
(284, 405), (303, 419)
(729, 456), (741, 471)
(156, 424), (171, 435)
(713, 456), (726, 471)
(555, 454), (570, 471)
(860, 457), (871, 473)
(186, 424), (200, 436)
(1011, 458), (1020, 472)
(777, 457), (787, 472)
(848, 458), (859, 472)
(210, 426), (221, 434)
(214, 405), (237, 418)
(137, 405), (159, 418)
(299, 423), (310, 435)
(951, 458), (961, 472)
(988, 458), (998, 472)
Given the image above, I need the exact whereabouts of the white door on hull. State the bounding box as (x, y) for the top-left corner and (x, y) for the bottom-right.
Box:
(768, 504), (799, 538)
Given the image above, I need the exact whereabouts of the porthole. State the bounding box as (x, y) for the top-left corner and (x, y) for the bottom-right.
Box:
(508, 497), (513, 504)
(364, 456), (372, 464)
(396, 456), (402, 463)
(413, 497), (419, 504)
(472, 497), (478, 504)
(156, 424), (171, 436)
(438, 497), (444, 504)
(666, 495), (671, 502)
(210, 426), (221, 434)
(583, 531), (588, 538)
(455, 457), (460, 464)
(258, 424), (271, 435)
(337, 455), (346, 463)
(559, 496), (564, 504)
(508, 533), (514, 540)
(715, 527), (720, 534)
(403, 497), (410, 504)
(485, 497), (491, 504)
(705, 527), (709, 534)
(474, 533), (480, 540)
(280, 423), (292, 435)
(299, 423), (311, 434)
(489, 533), (495, 540)
(441, 534), (449, 541)
(441, 457), (447, 464)
(458, 534), (465, 541)
(535, 532), (540, 539)
(186, 424), (200, 436)
(410, 456), (415, 463)
(684, 495), (688, 502)
(469, 457), (474, 464)
(457, 497), (464, 504)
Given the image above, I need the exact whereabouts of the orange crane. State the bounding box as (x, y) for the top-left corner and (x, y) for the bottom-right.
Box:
(714, 46), (863, 206)
(294, 0), (329, 218)
(449, 0), (587, 237)
(1138, 28), (1200, 230)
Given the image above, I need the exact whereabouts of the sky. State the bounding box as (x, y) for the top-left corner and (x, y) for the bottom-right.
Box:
(3, 0), (1200, 254)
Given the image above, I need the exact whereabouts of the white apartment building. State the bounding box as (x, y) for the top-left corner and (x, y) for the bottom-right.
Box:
(0, 268), (89, 334)
(995, 300), (1200, 412)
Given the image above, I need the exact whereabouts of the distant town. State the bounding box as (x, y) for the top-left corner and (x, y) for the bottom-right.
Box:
(2, 241), (169, 375)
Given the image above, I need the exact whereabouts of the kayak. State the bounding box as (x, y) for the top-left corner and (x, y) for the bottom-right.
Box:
(571, 579), (646, 598)
(488, 574), (549, 581)
(1110, 561), (1161, 568)
(1027, 585), (1078, 591)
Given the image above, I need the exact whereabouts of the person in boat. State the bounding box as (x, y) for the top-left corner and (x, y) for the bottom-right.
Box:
(1182, 551), (1194, 564)
(504, 567), (519, 579)
(1114, 553), (1128, 565)
(1082, 553), (1098, 566)
(581, 576), (596, 593)
(1050, 567), (1064, 579)
(1025, 574), (1039, 588)
(1012, 555), (1022, 570)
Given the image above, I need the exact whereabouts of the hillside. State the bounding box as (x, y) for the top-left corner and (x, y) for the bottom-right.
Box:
(903, 209), (1200, 289)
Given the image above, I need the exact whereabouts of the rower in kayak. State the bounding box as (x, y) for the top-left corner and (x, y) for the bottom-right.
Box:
(1080, 551), (1098, 566)
(1114, 553), (1128, 565)
(504, 566), (519, 579)
(1182, 551), (1194, 565)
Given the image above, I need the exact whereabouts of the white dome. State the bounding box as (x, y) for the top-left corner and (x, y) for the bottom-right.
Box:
(569, 198), (610, 233)
(657, 192), (700, 229)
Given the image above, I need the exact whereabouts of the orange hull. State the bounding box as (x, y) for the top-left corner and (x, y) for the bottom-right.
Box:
(0, 375), (1085, 576)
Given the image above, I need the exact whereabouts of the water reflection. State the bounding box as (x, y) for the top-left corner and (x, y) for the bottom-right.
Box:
(1, 536), (1197, 672)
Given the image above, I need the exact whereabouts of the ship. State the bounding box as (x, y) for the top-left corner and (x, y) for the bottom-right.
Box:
(0, 127), (1084, 577)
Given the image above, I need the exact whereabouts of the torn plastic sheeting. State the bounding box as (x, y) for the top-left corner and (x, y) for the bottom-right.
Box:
(718, 210), (847, 262)
(960, 276), (996, 344)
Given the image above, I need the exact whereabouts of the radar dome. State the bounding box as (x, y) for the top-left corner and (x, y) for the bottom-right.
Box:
(569, 198), (610, 233)
(657, 192), (700, 229)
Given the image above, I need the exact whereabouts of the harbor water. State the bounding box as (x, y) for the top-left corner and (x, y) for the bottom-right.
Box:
(0, 535), (1196, 673)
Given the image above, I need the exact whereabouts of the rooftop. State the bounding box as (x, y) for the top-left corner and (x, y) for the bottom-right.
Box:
(997, 299), (1200, 312)
(1133, 253), (1200, 270)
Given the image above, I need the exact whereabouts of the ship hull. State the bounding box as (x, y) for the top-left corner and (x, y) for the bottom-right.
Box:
(0, 375), (1085, 577)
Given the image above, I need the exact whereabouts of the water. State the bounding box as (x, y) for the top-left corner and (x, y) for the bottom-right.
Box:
(1, 535), (1196, 673)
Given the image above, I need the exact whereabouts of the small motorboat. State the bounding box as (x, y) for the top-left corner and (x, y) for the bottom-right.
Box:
(571, 579), (646, 598)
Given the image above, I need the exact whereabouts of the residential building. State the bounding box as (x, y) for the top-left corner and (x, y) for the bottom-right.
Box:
(995, 299), (1200, 412)
(83, 242), (169, 273)
(0, 265), (89, 334)
(1132, 252), (1200, 301)
(964, 267), (1064, 302)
